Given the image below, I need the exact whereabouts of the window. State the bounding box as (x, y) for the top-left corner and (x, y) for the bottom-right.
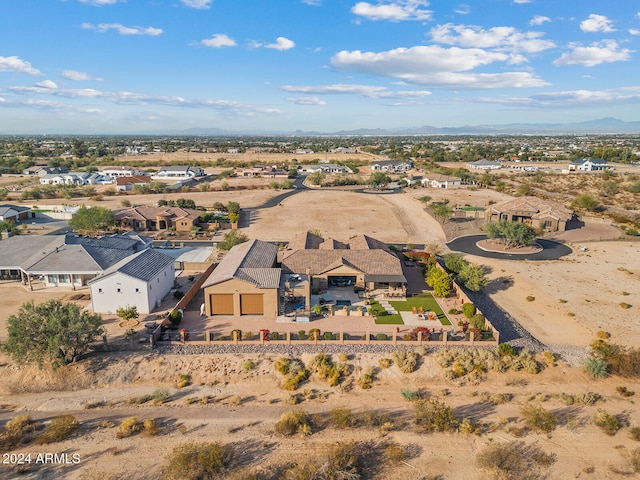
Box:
(135, 288), (140, 293)
(98, 288), (103, 293)
(117, 288), (121, 293)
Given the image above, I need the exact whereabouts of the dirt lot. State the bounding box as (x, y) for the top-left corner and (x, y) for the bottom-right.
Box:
(0, 350), (638, 479)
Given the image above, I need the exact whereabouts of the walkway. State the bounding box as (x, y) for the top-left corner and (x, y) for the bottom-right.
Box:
(446, 234), (572, 260)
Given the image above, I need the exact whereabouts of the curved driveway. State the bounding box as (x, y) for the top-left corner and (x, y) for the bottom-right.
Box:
(446, 234), (572, 260)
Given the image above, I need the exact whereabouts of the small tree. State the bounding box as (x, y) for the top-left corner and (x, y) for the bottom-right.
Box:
(69, 205), (115, 234)
(431, 202), (454, 223)
(457, 263), (488, 292)
(116, 305), (139, 322)
(3, 300), (104, 369)
(217, 230), (249, 251)
(367, 171), (392, 189)
(571, 194), (599, 212)
(307, 170), (326, 186)
(426, 267), (452, 297)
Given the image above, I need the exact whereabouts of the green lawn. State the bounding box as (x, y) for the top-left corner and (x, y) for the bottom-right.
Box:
(374, 314), (404, 325)
(389, 294), (452, 326)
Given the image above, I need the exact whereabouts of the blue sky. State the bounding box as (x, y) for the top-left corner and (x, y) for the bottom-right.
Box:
(1, 0), (639, 133)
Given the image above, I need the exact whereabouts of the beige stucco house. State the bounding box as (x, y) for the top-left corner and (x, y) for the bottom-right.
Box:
(485, 196), (573, 232)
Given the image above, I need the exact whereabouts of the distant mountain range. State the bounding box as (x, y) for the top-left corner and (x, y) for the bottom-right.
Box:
(172, 117), (640, 136)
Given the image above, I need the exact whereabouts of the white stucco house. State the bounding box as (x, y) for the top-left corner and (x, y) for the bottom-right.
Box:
(421, 174), (462, 188)
(40, 172), (112, 185)
(466, 159), (502, 170)
(100, 166), (146, 178)
(568, 158), (609, 172)
(88, 248), (176, 314)
(153, 165), (205, 179)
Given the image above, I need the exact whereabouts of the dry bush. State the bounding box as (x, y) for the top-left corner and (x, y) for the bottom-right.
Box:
(0, 414), (38, 451)
(35, 415), (79, 444)
(630, 426), (640, 441)
(176, 374), (192, 389)
(520, 403), (558, 434)
(329, 408), (356, 429)
(141, 419), (160, 437)
(392, 350), (419, 374)
(274, 409), (312, 437)
(115, 417), (142, 439)
(378, 358), (392, 369)
(162, 441), (236, 480)
(476, 441), (556, 480)
(592, 409), (620, 436)
(414, 398), (458, 433)
(384, 443), (406, 463)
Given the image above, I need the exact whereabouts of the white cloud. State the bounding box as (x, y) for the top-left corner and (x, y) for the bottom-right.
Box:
(287, 96), (327, 105)
(181, 0), (213, 9)
(201, 34), (236, 48)
(265, 37), (295, 50)
(521, 87), (640, 107)
(351, 1), (432, 22)
(35, 80), (58, 89)
(512, 0), (532, 4)
(331, 46), (548, 88)
(62, 70), (103, 81)
(81, 23), (163, 36)
(301, 0), (322, 5)
(78, 0), (120, 5)
(529, 15), (550, 26)
(580, 14), (616, 33)
(0, 56), (42, 75)
(454, 4), (470, 15)
(280, 83), (431, 99)
(430, 23), (555, 53)
(553, 40), (632, 67)
(629, 29), (640, 36)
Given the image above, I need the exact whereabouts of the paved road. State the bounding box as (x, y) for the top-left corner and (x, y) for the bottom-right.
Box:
(446, 234), (572, 260)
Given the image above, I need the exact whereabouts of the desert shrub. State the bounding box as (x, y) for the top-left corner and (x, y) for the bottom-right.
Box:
(274, 409), (312, 437)
(274, 357), (291, 375)
(575, 392), (602, 406)
(176, 374), (192, 389)
(116, 417), (142, 439)
(242, 360), (254, 372)
(526, 295), (535, 302)
(617, 386), (635, 397)
(338, 353), (349, 362)
(385, 443), (406, 463)
(357, 373), (373, 390)
(392, 350), (419, 374)
(379, 358), (392, 369)
(583, 356), (608, 378)
(376, 333), (388, 341)
(414, 398), (458, 433)
(541, 351), (557, 366)
(271, 331), (280, 340)
(476, 441), (556, 480)
(630, 427), (640, 441)
(169, 309), (182, 325)
(162, 441), (236, 480)
(0, 415), (37, 450)
(520, 403), (557, 434)
(401, 387), (419, 401)
(448, 308), (459, 314)
(487, 393), (513, 405)
(323, 331), (333, 340)
(298, 330), (306, 340)
(286, 394), (301, 405)
(308, 328), (321, 340)
(329, 408), (356, 429)
(308, 353), (346, 386)
(284, 442), (364, 480)
(35, 415), (79, 444)
(173, 290), (184, 300)
(498, 343), (515, 357)
(151, 387), (170, 404)
(462, 303), (476, 319)
(459, 417), (482, 435)
(141, 419), (160, 437)
(592, 409), (620, 436)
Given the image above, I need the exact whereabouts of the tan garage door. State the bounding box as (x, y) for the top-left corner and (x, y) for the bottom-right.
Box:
(240, 294), (263, 315)
(210, 294), (234, 315)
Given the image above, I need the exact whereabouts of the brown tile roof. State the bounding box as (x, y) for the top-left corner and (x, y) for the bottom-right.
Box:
(115, 175), (151, 185)
(115, 206), (201, 222)
(487, 196), (573, 221)
(282, 249), (403, 278)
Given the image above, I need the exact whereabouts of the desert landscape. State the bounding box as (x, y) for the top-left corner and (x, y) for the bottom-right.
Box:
(2, 152), (640, 479)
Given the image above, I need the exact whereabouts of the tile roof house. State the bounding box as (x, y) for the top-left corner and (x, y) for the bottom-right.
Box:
(466, 159), (502, 170)
(485, 196), (573, 232)
(0, 233), (149, 288)
(421, 174), (462, 189)
(200, 233), (406, 318)
(370, 160), (414, 172)
(115, 206), (201, 232)
(202, 240), (281, 316)
(153, 165), (205, 179)
(88, 248), (175, 314)
(115, 175), (152, 191)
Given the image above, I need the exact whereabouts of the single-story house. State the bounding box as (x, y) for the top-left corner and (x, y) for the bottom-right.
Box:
(298, 164), (351, 174)
(0, 233), (150, 288)
(0, 204), (31, 223)
(485, 196), (573, 232)
(40, 172), (112, 185)
(239, 166), (287, 178)
(200, 233), (406, 318)
(202, 240), (281, 317)
(421, 174), (462, 189)
(153, 165), (205, 179)
(115, 175), (152, 192)
(115, 206), (201, 232)
(100, 166), (146, 178)
(466, 159), (502, 170)
(22, 166), (69, 176)
(568, 158), (609, 172)
(88, 248), (175, 314)
(370, 160), (414, 173)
